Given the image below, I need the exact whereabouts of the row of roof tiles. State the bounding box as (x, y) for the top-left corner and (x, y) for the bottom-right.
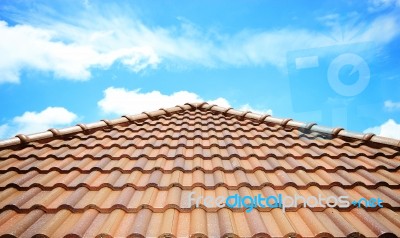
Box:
(1, 186), (398, 212)
(1, 155), (398, 172)
(1, 169), (399, 189)
(2, 145), (398, 160)
(0, 208), (399, 237)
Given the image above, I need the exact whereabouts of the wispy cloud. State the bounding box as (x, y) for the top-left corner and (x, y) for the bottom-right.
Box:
(384, 100), (400, 111)
(1, 3), (399, 83)
(357, 14), (400, 43)
(364, 119), (400, 139)
(97, 87), (270, 116)
(317, 10), (400, 43)
(0, 107), (77, 139)
(368, 0), (400, 12)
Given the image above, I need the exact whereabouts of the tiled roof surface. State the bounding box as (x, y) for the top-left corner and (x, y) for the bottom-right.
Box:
(0, 102), (399, 237)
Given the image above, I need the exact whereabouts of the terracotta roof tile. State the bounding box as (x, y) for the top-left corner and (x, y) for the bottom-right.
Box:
(0, 103), (399, 237)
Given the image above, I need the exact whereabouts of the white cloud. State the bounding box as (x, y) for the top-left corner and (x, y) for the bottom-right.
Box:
(0, 21), (159, 83)
(364, 119), (400, 140)
(0, 124), (9, 139)
(98, 88), (193, 115)
(1, 5), (399, 83)
(98, 87), (226, 115)
(207, 98), (231, 108)
(98, 87), (272, 116)
(384, 100), (400, 111)
(239, 104), (273, 115)
(0, 107), (77, 139)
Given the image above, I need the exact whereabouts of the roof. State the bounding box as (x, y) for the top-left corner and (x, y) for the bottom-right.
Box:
(0, 102), (399, 237)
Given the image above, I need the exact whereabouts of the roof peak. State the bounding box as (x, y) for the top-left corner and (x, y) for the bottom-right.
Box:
(1, 102), (399, 148)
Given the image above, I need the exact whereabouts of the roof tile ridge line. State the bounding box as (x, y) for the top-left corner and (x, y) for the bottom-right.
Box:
(0, 102), (399, 148)
(201, 103), (400, 148)
(0, 104), (196, 149)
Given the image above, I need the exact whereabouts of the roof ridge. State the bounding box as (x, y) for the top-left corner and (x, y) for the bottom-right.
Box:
(0, 102), (399, 149)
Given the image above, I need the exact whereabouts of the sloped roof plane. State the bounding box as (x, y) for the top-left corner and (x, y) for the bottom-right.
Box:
(0, 102), (399, 237)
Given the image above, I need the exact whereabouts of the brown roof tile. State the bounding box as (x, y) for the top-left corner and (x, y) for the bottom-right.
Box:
(0, 102), (399, 237)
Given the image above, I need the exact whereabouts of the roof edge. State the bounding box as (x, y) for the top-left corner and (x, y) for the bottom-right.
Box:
(1, 102), (399, 148)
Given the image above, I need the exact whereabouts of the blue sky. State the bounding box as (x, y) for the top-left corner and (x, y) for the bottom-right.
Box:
(0, 0), (400, 139)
